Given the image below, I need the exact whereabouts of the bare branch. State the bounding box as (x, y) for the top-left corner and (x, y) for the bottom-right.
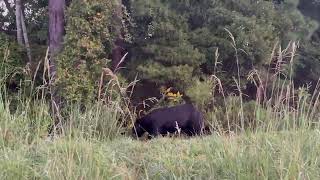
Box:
(20, 10), (32, 63)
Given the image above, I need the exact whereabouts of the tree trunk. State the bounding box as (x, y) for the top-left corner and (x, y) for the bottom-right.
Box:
(111, 0), (126, 71)
(48, 0), (65, 135)
(20, 10), (32, 63)
(15, 0), (23, 45)
(49, 0), (65, 55)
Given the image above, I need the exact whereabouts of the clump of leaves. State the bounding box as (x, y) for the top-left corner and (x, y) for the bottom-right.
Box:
(57, 0), (130, 104)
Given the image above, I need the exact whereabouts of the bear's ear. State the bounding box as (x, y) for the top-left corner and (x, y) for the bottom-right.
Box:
(138, 110), (146, 118)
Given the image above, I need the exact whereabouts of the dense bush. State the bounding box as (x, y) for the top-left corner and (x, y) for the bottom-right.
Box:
(127, 0), (205, 91)
(56, 0), (130, 103)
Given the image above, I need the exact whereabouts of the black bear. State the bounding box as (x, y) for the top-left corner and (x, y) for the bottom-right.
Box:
(132, 103), (204, 138)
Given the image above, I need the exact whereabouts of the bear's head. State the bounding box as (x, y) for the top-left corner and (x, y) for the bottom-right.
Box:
(132, 118), (146, 138)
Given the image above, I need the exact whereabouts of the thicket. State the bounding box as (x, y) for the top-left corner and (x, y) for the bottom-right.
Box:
(56, 0), (120, 103)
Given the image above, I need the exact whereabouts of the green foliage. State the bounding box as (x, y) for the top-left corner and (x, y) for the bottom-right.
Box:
(25, 0), (50, 45)
(295, 40), (320, 86)
(2, 0), (319, 108)
(127, 0), (318, 103)
(128, 0), (205, 90)
(189, 0), (316, 86)
(207, 97), (266, 131)
(185, 79), (213, 109)
(0, 33), (26, 89)
(57, 0), (128, 103)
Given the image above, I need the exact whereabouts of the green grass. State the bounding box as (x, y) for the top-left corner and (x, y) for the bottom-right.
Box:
(0, 76), (319, 179)
(1, 36), (320, 179)
(1, 130), (320, 179)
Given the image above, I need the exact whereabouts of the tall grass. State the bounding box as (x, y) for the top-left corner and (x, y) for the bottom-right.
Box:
(0, 45), (132, 144)
(1, 33), (320, 179)
(1, 128), (320, 179)
(207, 38), (320, 134)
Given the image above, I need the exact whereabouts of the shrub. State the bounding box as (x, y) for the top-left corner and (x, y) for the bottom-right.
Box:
(57, 0), (131, 104)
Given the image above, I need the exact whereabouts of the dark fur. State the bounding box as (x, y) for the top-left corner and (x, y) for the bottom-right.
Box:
(132, 103), (204, 138)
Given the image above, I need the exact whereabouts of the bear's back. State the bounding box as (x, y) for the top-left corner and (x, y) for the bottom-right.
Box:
(142, 103), (198, 124)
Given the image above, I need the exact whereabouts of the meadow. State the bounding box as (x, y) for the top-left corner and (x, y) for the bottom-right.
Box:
(0, 79), (320, 179)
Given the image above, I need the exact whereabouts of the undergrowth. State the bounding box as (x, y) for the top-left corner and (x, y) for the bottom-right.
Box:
(0, 35), (320, 179)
